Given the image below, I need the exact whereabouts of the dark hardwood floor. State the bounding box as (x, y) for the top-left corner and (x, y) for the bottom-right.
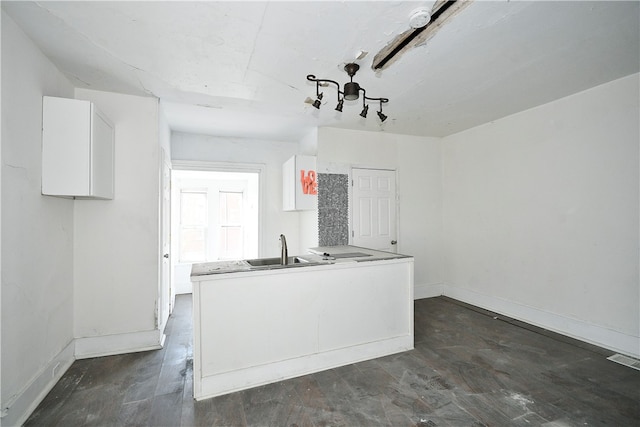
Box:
(25, 295), (639, 426)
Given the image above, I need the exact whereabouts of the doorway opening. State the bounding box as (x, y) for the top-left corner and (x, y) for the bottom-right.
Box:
(171, 164), (261, 294)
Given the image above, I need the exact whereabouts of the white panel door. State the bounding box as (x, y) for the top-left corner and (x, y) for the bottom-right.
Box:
(161, 149), (173, 324)
(351, 168), (397, 252)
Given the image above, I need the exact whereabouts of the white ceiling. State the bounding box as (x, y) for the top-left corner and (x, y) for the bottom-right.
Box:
(3, 1), (639, 141)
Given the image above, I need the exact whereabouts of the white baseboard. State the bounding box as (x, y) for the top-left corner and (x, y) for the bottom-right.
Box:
(75, 329), (165, 359)
(414, 282), (444, 299)
(443, 285), (640, 359)
(195, 335), (413, 401)
(1, 340), (75, 427)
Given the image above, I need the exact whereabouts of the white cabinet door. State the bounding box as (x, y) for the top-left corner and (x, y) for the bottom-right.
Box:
(42, 96), (114, 199)
(42, 97), (92, 196)
(351, 168), (397, 252)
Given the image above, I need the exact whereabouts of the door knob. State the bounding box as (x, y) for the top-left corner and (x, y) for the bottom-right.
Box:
(391, 240), (397, 245)
(163, 253), (169, 258)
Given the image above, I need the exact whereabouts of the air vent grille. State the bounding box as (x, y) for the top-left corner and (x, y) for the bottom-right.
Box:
(607, 353), (640, 371)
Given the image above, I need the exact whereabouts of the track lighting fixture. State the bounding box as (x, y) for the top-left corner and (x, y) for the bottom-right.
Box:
(307, 63), (388, 122)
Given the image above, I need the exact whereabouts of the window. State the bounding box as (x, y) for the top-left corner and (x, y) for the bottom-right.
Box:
(172, 167), (260, 264)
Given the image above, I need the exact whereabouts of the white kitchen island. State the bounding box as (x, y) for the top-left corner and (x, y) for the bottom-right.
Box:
(190, 246), (414, 400)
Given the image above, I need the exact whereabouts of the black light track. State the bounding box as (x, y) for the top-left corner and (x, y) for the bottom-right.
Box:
(373, 0), (459, 71)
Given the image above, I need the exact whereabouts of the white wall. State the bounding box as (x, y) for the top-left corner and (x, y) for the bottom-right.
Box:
(1, 11), (76, 426)
(316, 127), (444, 294)
(73, 89), (163, 358)
(397, 136), (444, 297)
(171, 132), (303, 256)
(442, 73), (640, 357)
(159, 103), (171, 156)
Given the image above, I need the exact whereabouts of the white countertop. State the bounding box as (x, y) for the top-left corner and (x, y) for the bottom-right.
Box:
(190, 245), (411, 278)
(307, 245), (410, 262)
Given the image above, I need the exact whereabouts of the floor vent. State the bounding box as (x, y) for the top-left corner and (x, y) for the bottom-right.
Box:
(607, 354), (640, 371)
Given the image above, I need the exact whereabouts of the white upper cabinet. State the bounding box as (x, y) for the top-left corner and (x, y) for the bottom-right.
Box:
(283, 155), (317, 211)
(42, 96), (114, 199)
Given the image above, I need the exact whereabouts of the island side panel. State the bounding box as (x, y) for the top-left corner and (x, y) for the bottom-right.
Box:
(192, 258), (413, 400)
(199, 273), (320, 376)
(316, 261), (412, 351)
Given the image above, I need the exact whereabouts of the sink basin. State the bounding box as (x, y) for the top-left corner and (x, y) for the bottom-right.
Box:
(245, 256), (314, 268)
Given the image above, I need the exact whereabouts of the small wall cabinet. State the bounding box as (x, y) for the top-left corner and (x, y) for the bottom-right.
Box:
(42, 96), (114, 199)
(283, 155), (317, 211)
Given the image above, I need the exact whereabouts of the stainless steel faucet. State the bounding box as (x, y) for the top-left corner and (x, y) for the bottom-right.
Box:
(280, 234), (288, 265)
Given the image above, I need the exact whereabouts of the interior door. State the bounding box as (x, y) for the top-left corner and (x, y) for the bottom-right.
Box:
(351, 168), (397, 252)
(161, 149), (173, 324)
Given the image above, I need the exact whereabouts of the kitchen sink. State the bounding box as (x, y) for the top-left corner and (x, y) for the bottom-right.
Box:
(245, 256), (316, 268)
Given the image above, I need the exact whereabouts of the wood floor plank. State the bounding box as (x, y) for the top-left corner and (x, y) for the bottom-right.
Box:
(149, 390), (183, 427)
(118, 399), (152, 427)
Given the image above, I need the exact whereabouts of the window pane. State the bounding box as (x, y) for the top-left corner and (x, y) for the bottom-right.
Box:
(180, 228), (206, 262)
(219, 226), (243, 259)
(227, 193), (243, 223)
(219, 192), (244, 259)
(181, 192), (207, 225)
(220, 192), (243, 224)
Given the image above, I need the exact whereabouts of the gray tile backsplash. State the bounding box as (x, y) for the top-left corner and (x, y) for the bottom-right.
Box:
(317, 173), (349, 246)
